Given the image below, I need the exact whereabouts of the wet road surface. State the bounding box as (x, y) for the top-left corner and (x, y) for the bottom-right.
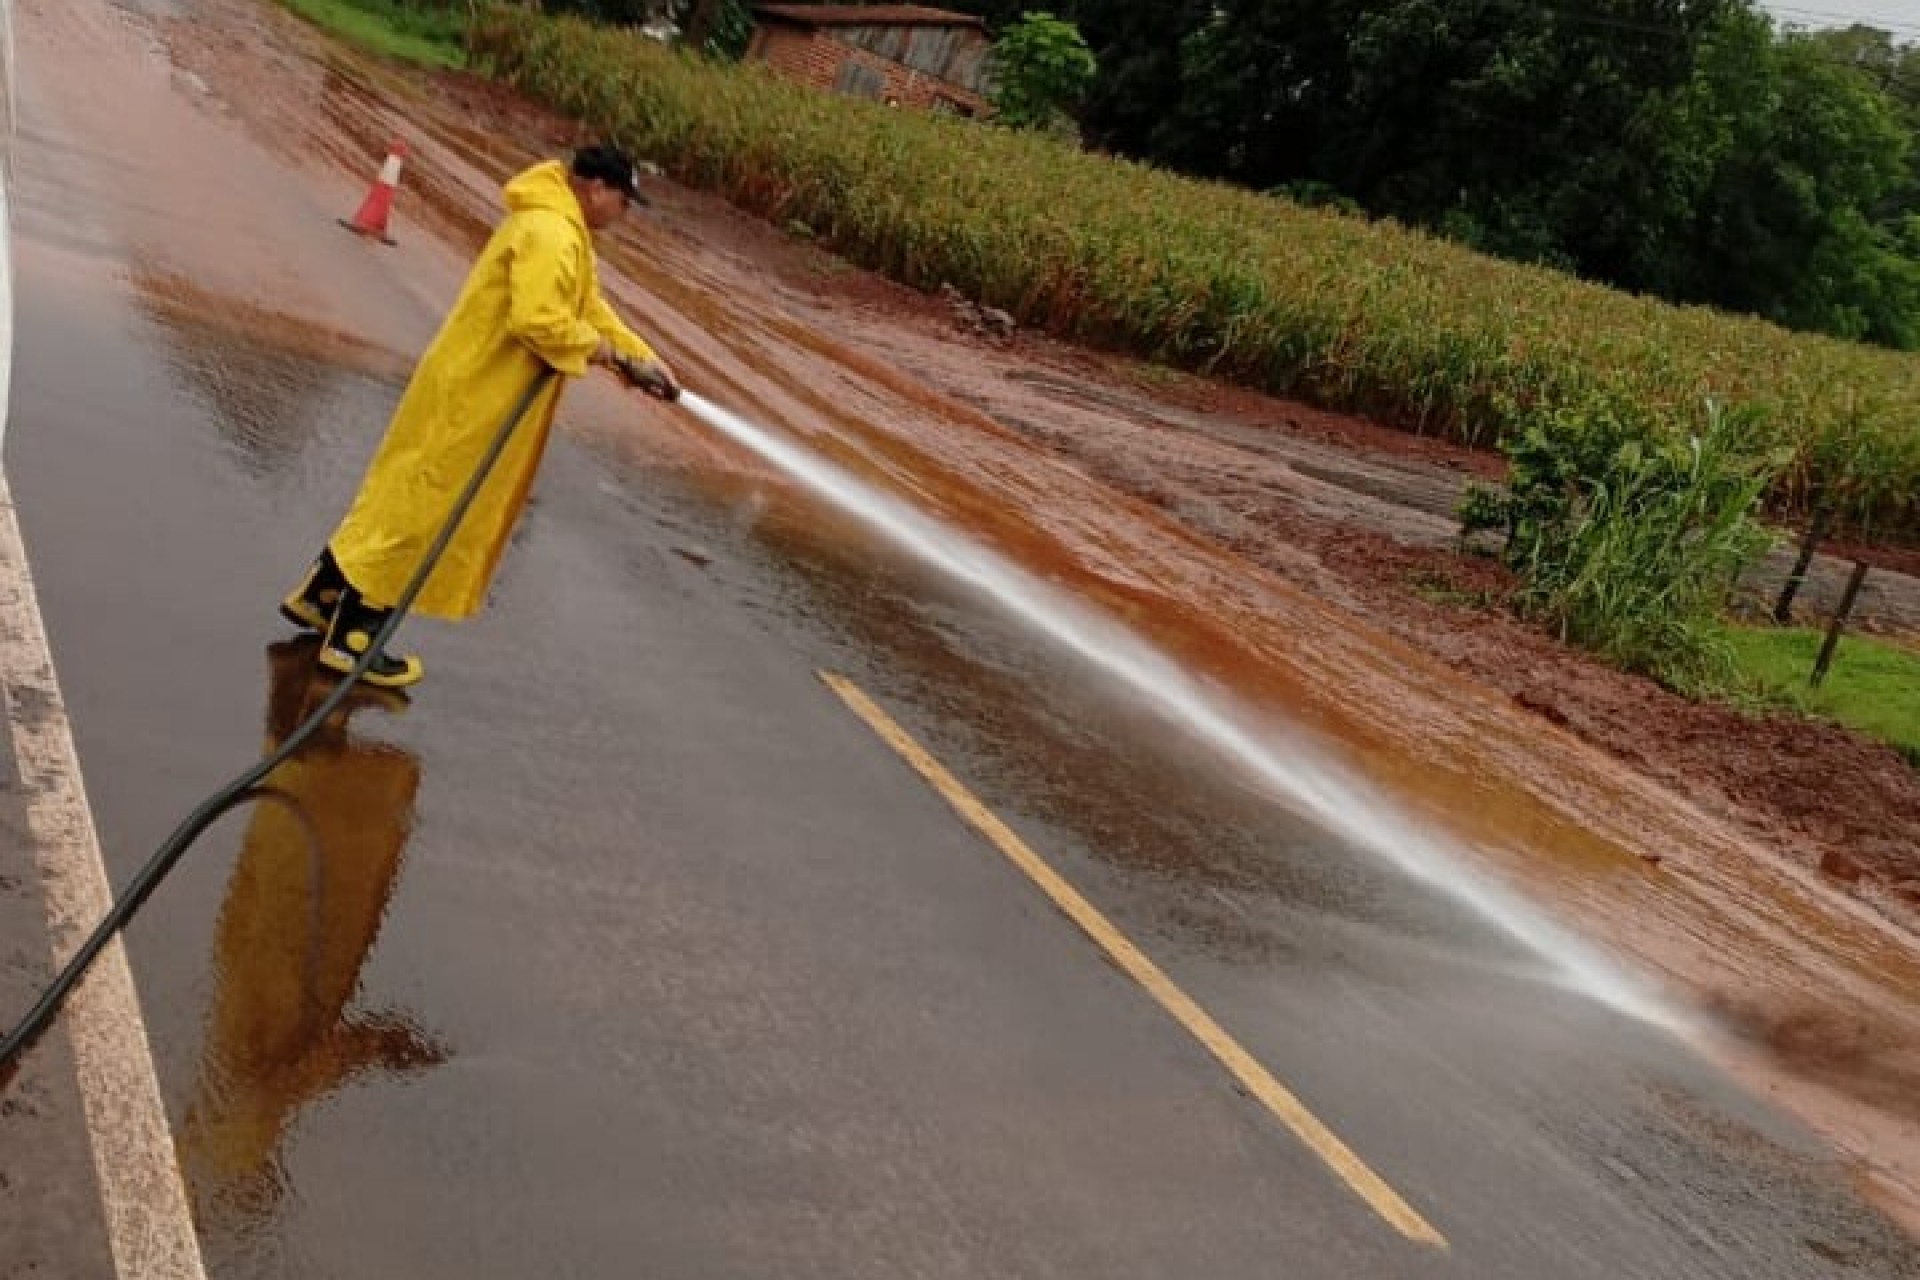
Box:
(5, 0), (1920, 1276)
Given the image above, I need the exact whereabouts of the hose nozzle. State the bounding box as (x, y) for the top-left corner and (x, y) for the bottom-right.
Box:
(611, 353), (681, 402)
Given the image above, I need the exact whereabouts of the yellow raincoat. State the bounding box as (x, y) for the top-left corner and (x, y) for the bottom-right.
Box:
(330, 161), (657, 619)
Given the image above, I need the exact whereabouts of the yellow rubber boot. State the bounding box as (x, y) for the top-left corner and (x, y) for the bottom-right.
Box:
(280, 549), (348, 634)
(318, 589), (425, 690)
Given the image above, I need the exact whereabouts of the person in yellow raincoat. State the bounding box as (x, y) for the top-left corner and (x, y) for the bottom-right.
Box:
(278, 146), (679, 689)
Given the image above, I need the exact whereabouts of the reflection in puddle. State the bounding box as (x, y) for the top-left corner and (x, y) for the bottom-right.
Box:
(180, 641), (444, 1233)
(130, 266), (411, 480)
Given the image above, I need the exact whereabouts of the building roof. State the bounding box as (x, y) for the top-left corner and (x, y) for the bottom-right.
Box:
(751, 5), (987, 30)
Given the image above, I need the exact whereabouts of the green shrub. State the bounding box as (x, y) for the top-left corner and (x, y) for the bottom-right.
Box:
(1463, 400), (1788, 689)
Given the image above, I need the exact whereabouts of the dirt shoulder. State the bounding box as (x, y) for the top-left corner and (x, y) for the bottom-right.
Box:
(641, 136), (1920, 917)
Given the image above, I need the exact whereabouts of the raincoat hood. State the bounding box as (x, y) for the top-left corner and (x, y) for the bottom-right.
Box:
(502, 161), (585, 229)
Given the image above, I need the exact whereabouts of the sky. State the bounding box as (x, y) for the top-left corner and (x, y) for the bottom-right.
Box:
(1758, 0), (1920, 38)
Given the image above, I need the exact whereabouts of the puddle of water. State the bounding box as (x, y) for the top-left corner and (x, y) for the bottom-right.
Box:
(677, 390), (1679, 1032)
(178, 641), (444, 1244)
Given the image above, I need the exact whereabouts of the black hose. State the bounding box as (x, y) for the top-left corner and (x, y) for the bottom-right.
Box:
(0, 369), (559, 1074)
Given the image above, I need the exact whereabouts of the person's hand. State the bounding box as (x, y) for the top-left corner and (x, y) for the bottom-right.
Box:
(588, 339), (618, 368)
(636, 356), (680, 402)
(614, 354), (680, 402)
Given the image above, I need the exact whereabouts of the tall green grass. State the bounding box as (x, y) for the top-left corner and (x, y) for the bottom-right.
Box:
(468, 6), (1920, 546)
(1462, 400), (1787, 690)
(277, 0), (467, 69)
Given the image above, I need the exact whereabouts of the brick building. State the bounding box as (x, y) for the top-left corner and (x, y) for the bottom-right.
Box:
(745, 5), (993, 118)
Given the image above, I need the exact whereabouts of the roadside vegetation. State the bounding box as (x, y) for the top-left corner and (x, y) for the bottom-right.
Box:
(286, 0), (1916, 756)
(1722, 625), (1920, 766)
(462, 8), (1920, 700)
(1457, 401), (1789, 693)
(465, 10), (1918, 540)
(274, 0), (466, 69)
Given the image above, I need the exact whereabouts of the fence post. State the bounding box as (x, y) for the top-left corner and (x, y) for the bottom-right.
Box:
(1775, 502), (1833, 624)
(1810, 560), (1871, 688)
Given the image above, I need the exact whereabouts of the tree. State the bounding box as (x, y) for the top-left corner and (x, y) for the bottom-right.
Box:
(989, 12), (1097, 132)
(681, 0), (753, 57)
(682, 0), (725, 49)
(1151, 0), (1737, 256)
(1148, 0), (1358, 187)
(1634, 11), (1918, 344)
(858, 0), (1920, 348)
(1799, 27), (1920, 233)
(930, 0), (1220, 154)
(1145, 0), (1920, 349)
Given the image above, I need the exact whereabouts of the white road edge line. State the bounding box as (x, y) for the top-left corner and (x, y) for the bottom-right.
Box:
(0, 0), (210, 1267)
(0, 484), (210, 1280)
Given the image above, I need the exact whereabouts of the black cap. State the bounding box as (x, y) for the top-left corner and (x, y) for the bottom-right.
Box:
(571, 144), (648, 206)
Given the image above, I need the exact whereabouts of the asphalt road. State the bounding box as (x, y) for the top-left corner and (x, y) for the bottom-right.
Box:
(4, 1), (1919, 1277)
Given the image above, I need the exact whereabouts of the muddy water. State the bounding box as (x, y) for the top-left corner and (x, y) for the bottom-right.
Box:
(679, 387), (1675, 1029)
(656, 272), (1920, 1217)
(47, 0), (1920, 1237)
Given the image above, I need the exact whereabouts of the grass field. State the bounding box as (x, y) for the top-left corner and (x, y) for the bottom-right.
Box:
(1723, 624), (1920, 764)
(276, 0), (466, 69)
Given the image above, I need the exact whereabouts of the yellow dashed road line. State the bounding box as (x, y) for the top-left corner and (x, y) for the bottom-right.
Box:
(821, 671), (1446, 1249)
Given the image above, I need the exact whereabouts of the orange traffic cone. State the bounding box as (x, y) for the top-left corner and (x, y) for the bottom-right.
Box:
(338, 140), (408, 245)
